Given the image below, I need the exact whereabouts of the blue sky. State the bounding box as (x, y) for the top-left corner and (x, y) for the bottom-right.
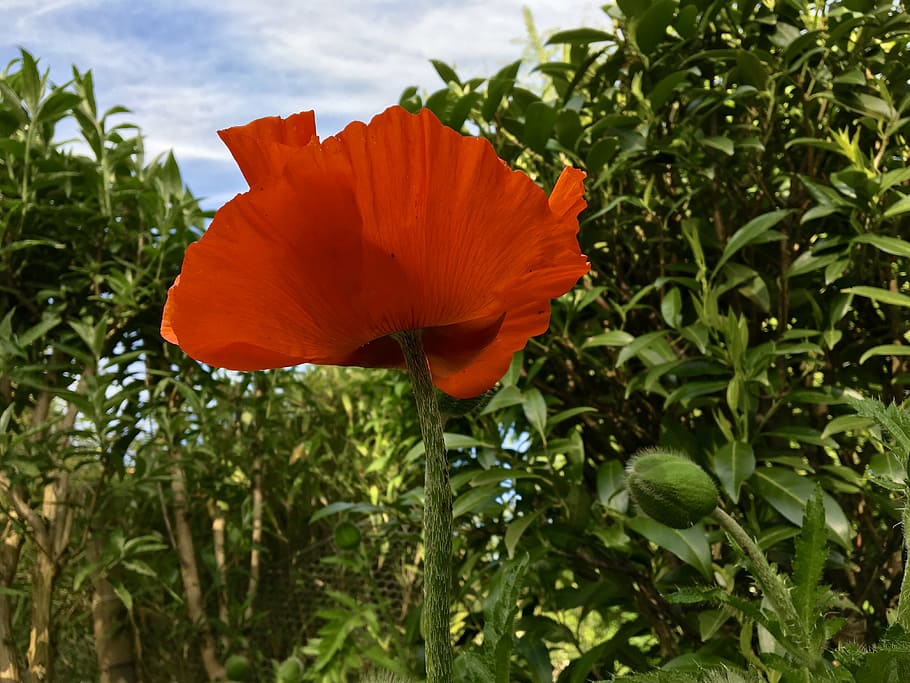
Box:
(2, 0), (606, 209)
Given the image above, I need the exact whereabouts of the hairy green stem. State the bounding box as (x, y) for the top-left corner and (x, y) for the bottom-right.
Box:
(711, 508), (801, 633)
(394, 330), (453, 682)
(895, 503), (910, 629)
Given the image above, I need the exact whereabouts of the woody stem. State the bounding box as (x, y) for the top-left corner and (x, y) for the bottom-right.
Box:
(394, 330), (453, 682)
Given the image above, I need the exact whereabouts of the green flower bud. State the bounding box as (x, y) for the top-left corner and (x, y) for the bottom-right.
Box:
(626, 449), (718, 529)
(224, 653), (251, 681)
(334, 521), (361, 550)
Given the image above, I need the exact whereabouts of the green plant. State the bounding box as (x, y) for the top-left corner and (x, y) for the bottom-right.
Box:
(401, 0), (909, 678)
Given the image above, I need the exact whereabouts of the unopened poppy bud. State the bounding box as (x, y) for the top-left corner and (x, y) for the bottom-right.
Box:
(224, 653), (250, 681)
(334, 521), (361, 550)
(626, 449), (718, 529)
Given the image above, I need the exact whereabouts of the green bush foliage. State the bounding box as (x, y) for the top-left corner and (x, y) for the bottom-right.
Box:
(400, 0), (909, 679)
(0, 51), (425, 681)
(2, 0), (910, 681)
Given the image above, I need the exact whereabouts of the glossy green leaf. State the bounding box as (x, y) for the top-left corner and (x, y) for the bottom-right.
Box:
(505, 512), (542, 559)
(584, 330), (635, 348)
(431, 59), (460, 85)
(712, 441), (755, 503)
(634, 0), (678, 55)
(616, 330), (671, 367)
(597, 460), (629, 512)
(700, 135), (734, 156)
(522, 389), (548, 441)
(751, 468), (851, 547)
(546, 28), (613, 45)
(852, 234), (910, 258)
(406, 432), (495, 462)
(626, 517), (713, 579)
(660, 287), (683, 328)
(843, 286), (910, 309)
(884, 194), (910, 218)
(714, 209), (791, 274)
(868, 451), (906, 486)
(523, 101), (558, 153)
(453, 484), (502, 519)
(859, 345), (910, 365)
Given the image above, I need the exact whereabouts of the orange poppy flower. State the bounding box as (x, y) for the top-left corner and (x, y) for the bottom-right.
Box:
(162, 105), (588, 398)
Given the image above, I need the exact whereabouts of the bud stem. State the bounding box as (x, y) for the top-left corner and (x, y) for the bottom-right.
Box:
(711, 508), (800, 632)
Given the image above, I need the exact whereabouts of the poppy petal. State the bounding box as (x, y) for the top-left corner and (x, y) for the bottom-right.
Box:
(218, 111), (318, 187)
(163, 106), (589, 397)
(308, 107), (574, 331)
(162, 166), (376, 370)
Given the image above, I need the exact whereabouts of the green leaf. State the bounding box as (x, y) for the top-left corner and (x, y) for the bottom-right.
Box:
(548, 406), (596, 428)
(663, 380), (729, 409)
(674, 4), (698, 39)
(523, 101), (558, 153)
(878, 167), (910, 192)
(842, 286), (910, 309)
(584, 330), (635, 348)
(67, 318), (107, 358)
(852, 234), (910, 258)
(792, 487), (827, 635)
(860, 344), (910, 365)
(845, 395), (910, 459)
(700, 135), (735, 156)
(765, 425), (837, 449)
(626, 517), (712, 579)
(431, 59), (460, 85)
(454, 484), (501, 519)
(711, 441), (755, 503)
(854, 650), (910, 683)
(820, 414), (876, 439)
(522, 389), (547, 442)
(546, 28), (613, 45)
(785, 251), (842, 279)
(797, 175), (852, 206)
(446, 91), (481, 131)
(309, 501), (380, 523)
(617, 0), (650, 18)
(406, 432), (495, 462)
(855, 93), (895, 120)
(661, 287), (683, 328)
(634, 0), (678, 55)
(714, 209), (790, 275)
(884, 194), (910, 218)
(112, 581), (133, 613)
(18, 315), (60, 347)
(868, 451), (906, 486)
(505, 512), (542, 559)
(482, 60), (521, 121)
(800, 205), (843, 223)
(36, 90), (81, 122)
(648, 70), (693, 109)
(751, 468), (851, 548)
(482, 554), (529, 683)
(616, 330), (671, 367)
(481, 386), (524, 414)
(736, 49), (769, 89)
(596, 460), (629, 512)
(72, 560), (106, 591)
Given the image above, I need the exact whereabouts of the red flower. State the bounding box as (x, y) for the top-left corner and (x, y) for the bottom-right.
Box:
(162, 106), (588, 398)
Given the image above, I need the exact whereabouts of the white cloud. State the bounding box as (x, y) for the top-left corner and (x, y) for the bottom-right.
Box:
(2, 0), (608, 204)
